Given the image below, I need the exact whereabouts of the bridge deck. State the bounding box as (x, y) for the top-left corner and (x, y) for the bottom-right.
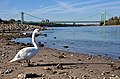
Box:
(53, 21), (100, 23)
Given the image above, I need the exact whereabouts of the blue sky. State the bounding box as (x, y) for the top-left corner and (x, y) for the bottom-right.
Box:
(0, 0), (120, 21)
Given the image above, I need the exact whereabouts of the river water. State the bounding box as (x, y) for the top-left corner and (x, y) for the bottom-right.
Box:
(13, 26), (120, 59)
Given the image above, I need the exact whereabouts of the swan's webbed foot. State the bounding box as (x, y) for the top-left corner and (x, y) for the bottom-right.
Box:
(26, 60), (34, 67)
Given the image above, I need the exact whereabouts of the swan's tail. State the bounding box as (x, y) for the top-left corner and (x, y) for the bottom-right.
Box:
(10, 58), (21, 63)
(9, 59), (16, 63)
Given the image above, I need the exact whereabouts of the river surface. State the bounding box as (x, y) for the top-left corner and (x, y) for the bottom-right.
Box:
(13, 26), (120, 59)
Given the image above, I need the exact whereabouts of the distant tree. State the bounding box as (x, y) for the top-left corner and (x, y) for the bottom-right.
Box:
(119, 16), (120, 24)
(106, 16), (120, 25)
(9, 19), (16, 24)
(3, 20), (8, 24)
(16, 20), (21, 24)
(111, 17), (114, 20)
(0, 18), (3, 23)
(114, 16), (118, 20)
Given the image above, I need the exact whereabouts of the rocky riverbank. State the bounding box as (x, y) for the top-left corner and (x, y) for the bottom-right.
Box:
(0, 25), (120, 79)
(0, 24), (52, 40)
(0, 24), (49, 33)
(0, 38), (120, 79)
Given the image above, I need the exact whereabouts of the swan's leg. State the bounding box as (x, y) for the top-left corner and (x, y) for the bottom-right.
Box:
(26, 60), (31, 66)
(17, 61), (22, 63)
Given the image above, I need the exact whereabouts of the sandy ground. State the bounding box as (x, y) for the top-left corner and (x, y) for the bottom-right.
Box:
(0, 34), (120, 79)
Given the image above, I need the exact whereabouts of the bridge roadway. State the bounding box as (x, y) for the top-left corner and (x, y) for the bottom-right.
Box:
(24, 20), (101, 26)
(52, 21), (100, 23)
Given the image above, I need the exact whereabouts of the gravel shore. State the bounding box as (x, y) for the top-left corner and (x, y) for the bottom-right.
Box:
(0, 36), (120, 79)
(0, 24), (49, 33)
(0, 26), (120, 79)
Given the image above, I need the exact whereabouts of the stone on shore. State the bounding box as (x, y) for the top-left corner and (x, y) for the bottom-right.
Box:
(56, 63), (63, 70)
(17, 73), (42, 79)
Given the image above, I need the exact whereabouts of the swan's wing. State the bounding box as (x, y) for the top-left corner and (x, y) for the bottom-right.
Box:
(10, 47), (38, 62)
(19, 47), (38, 59)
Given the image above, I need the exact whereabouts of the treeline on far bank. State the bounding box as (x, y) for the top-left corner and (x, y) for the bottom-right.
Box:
(1, 16), (120, 26)
(0, 18), (21, 24)
(0, 18), (97, 26)
(100, 16), (120, 26)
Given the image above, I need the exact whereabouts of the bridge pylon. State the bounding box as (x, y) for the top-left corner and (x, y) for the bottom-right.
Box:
(101, 11), (106, 26)
(21, 12), (24, 24)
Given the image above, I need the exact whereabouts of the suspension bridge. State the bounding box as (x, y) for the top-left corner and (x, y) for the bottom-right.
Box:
(20, 11), (107, 26)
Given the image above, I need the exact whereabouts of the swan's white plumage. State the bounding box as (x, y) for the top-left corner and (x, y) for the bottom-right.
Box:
(10, 29), (40, 63)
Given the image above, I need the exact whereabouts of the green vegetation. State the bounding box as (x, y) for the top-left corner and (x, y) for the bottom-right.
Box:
(0, 18), (21, 24)
(106, 16), (120, 25)
(25, 22), (55, 26)
(1, 16), (120, 26)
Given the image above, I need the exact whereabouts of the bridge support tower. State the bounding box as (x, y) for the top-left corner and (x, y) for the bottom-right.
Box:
(21, 12), (24, 24)
(101, 12), (106, 26)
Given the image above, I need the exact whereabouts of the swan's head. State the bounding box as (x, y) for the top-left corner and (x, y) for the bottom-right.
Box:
(34, 29), (40, 34)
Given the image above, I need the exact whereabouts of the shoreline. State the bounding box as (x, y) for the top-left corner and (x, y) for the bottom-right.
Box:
(105, 25), (120, 26)
(0, 32), (120, 79)
(0, 24), (120, 79)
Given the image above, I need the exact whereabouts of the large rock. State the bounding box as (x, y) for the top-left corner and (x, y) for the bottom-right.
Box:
(110, 76), (120, 79)
(17, 73), (42, 79)
(3, 69), (13, 74)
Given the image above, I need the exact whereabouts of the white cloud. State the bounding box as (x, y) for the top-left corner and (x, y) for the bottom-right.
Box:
(1, 0), (119, 21)
(24, 0), (119, 21)
(56, 1), (73, 9)
(74, 0), (120, 11)
(29, 0), (103, 15)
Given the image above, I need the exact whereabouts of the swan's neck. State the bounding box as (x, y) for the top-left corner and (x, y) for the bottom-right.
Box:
(32, 32), (39, 49)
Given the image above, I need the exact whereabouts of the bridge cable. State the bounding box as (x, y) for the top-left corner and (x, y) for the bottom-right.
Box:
(75, 12), (101, 21)
(24, 12), (44, 20)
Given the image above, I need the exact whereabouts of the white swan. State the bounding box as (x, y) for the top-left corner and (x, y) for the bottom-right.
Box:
(10, 29), (40, 66)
